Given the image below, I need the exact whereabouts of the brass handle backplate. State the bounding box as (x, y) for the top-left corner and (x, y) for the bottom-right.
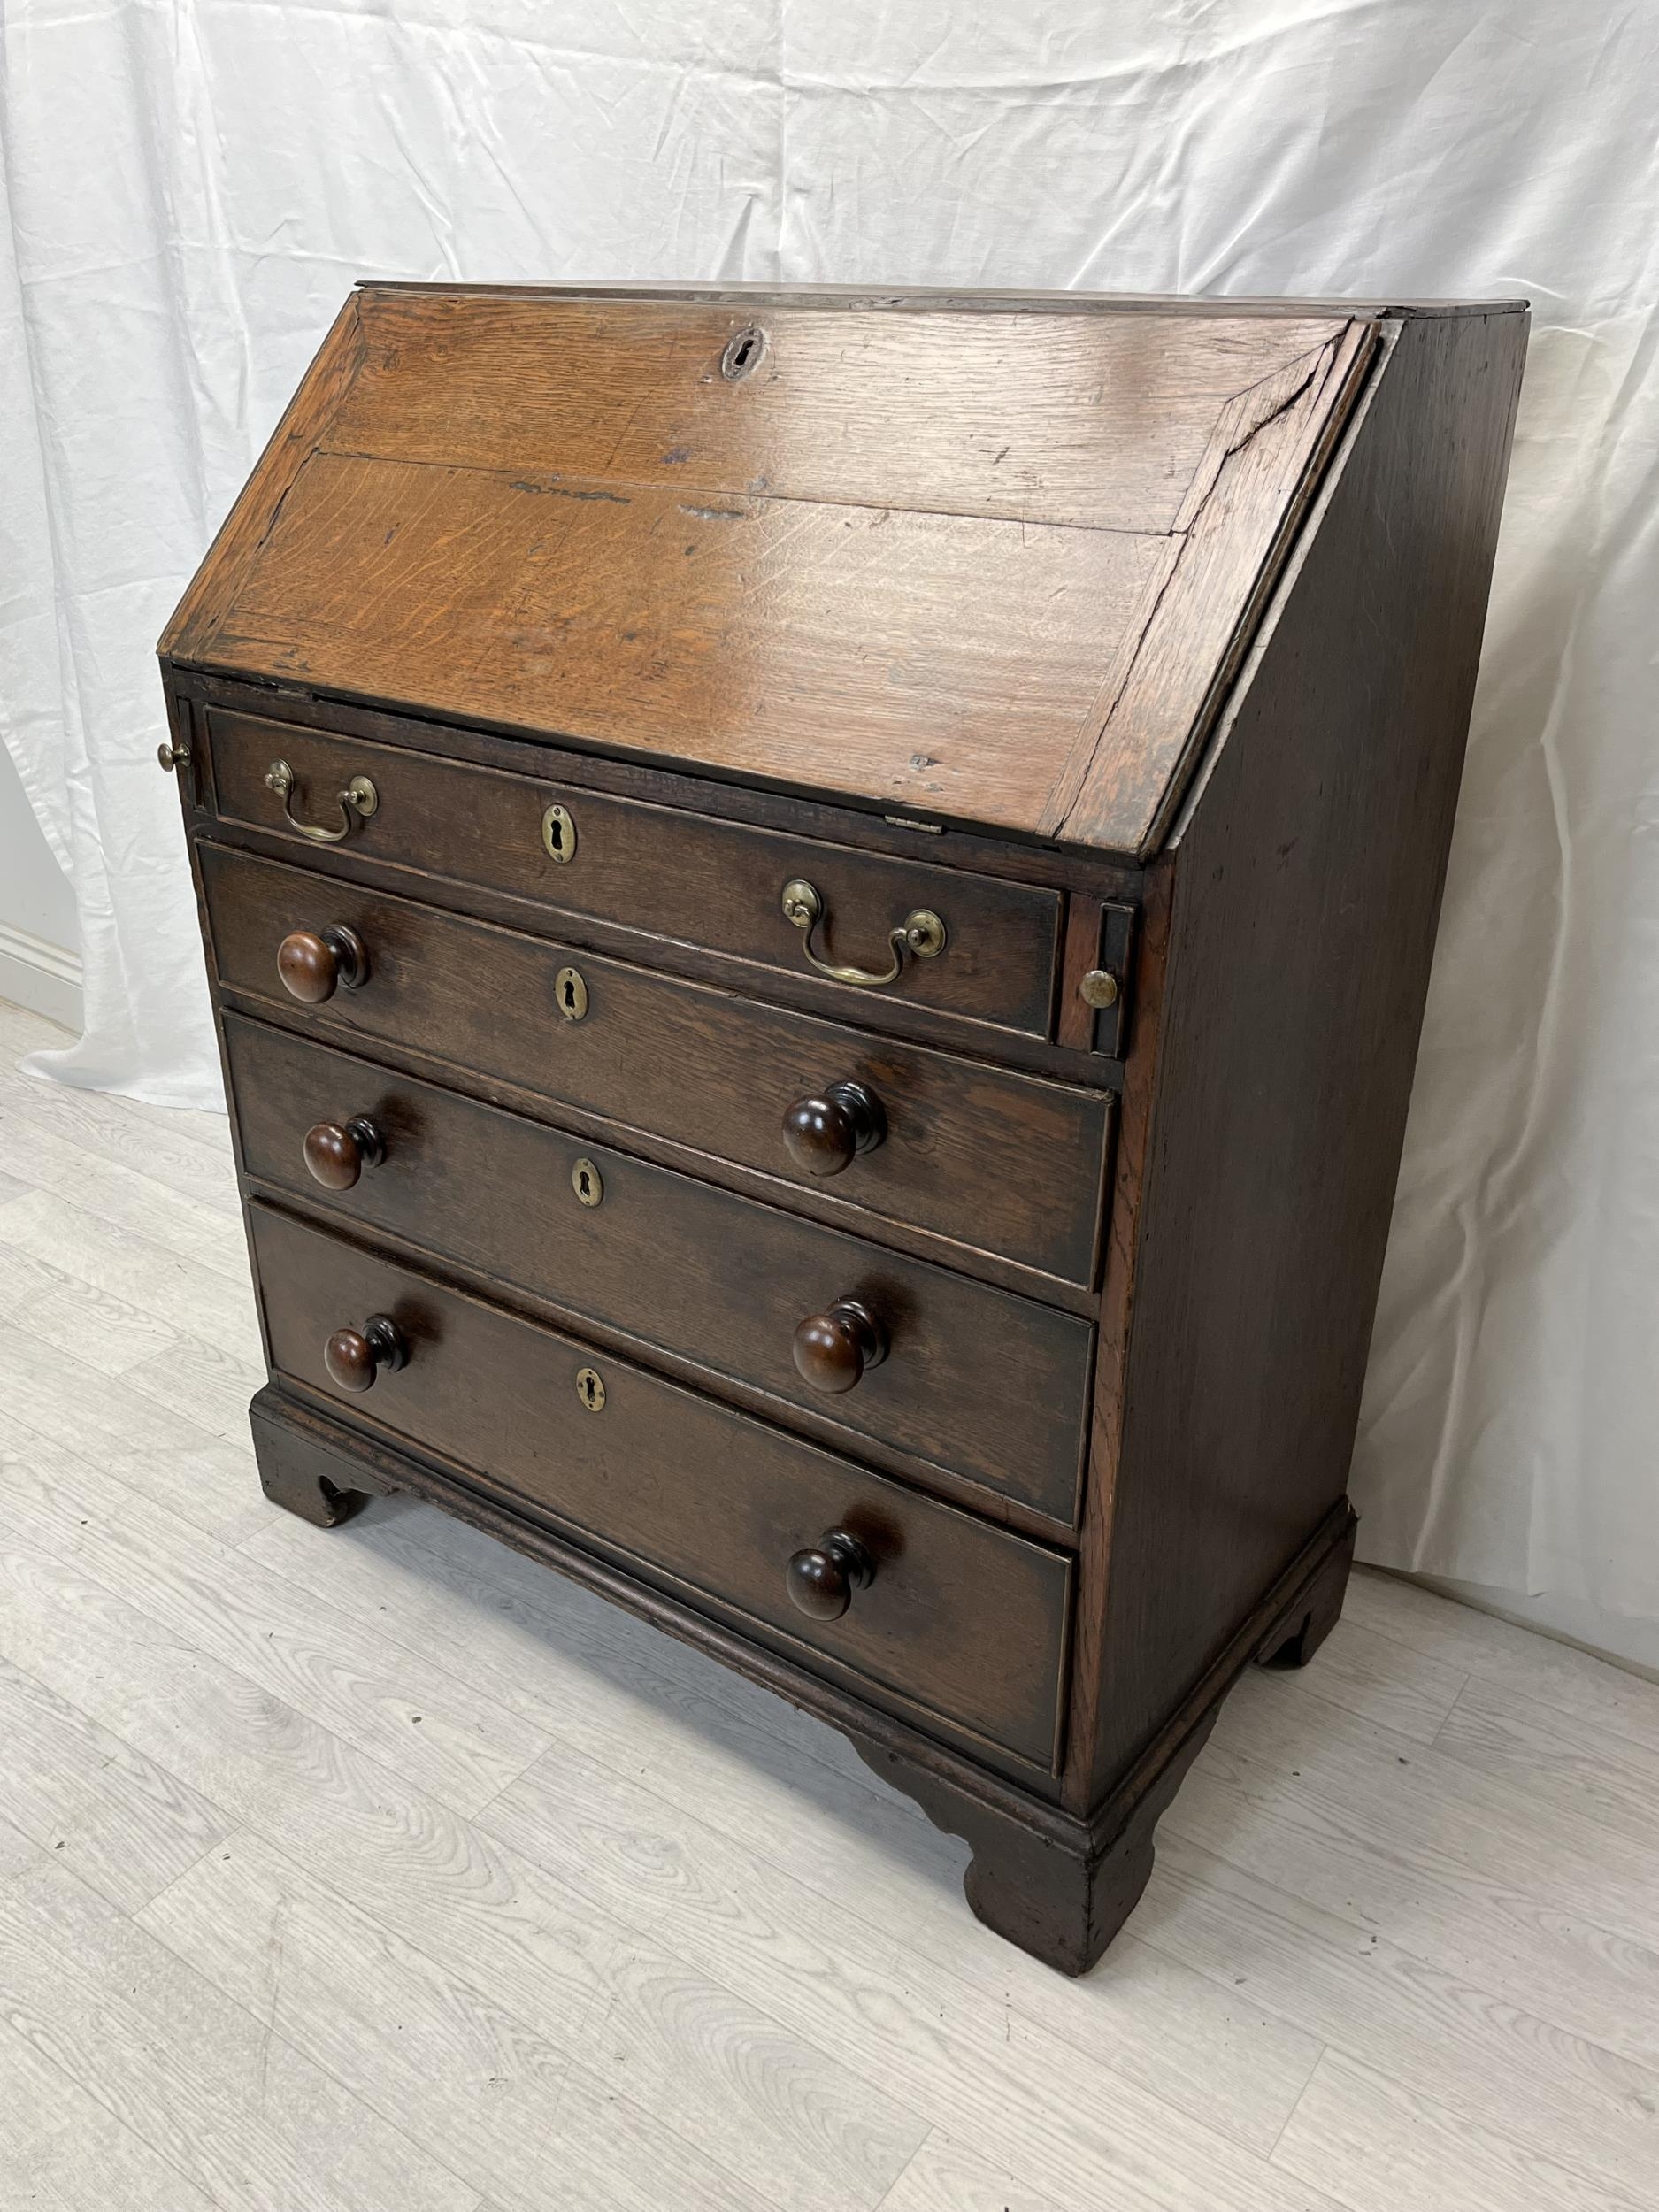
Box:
(265, 758), (379, 844)
(780, 879), (946, 990)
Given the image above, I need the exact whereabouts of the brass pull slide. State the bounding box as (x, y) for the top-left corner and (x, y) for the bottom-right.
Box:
(780, 879), (946, 990)
(265, 758), (378, 844)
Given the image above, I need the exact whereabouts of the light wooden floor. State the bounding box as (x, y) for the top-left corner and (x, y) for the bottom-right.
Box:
(1, 996), (1656, 2212)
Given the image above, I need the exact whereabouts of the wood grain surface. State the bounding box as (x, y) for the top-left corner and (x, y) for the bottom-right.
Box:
(205, 706), (1065, 1041)
(1081, 307), (1529, 1801)
(162, 286), (1425, 856)
(203, 448), (1162, 833)
(225, 1015), (1094, 1524)
(329, 294), (1355, 532)
(250, 1203), (1073, 1773)
(200, 842), (1111, 1286)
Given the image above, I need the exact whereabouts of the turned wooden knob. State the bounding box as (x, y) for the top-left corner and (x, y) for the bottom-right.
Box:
(303, 1117), (385, 1191)
(787, 1529), (875, 1620)
(277, 924), (369, 1004)
(323, 1313), (406, 1394)
(781, 1081), (885, 1177)
(792, 1298), (887, 1394)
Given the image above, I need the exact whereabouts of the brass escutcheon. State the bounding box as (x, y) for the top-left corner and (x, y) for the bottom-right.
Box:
(572, 1157), (603, 1208)
(575, 1365), (606, 1412)
(780, 878), (947, 990)
(541, 803), (577, 863)
(555, 966), (589, 1022)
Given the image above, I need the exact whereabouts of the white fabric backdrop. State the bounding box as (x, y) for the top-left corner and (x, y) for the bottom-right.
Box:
(3, 2), (1655, 1617)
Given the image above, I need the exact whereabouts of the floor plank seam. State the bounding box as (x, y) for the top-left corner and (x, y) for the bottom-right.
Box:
(1150, 1811), (1659, 2093)
(0, 2005), (227, 2212)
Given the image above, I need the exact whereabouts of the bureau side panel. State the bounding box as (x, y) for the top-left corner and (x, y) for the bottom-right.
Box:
(1079, 307), (1527, 1801)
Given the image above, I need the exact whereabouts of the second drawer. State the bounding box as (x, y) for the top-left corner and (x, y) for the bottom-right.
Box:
(227, 1014), (1093, 1524)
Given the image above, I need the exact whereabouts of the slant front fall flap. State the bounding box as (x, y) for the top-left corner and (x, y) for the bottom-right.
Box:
(163, 286), (1379, 860)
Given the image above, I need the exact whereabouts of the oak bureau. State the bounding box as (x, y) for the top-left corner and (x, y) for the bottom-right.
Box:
(157, 283), (1525, 1974)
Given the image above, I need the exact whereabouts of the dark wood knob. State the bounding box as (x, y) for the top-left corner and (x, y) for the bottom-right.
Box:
(781, 1081), (885, 1178)
(303, 1117), (385, 1191)
(277, 924), (369, 1004)
(792, 1298), (887, 1394)
(787, 1529), (875, 1620)
(322, 1313), (406, 1394)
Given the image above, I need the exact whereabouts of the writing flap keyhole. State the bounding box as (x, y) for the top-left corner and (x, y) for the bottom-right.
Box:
(721, 326), (766, 381)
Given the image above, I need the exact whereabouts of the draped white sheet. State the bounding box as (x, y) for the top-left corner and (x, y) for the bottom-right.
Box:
(3, 2), (1655, 1617)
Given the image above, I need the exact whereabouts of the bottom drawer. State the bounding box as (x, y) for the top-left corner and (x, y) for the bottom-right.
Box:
(251, 1204), (1071, 1775)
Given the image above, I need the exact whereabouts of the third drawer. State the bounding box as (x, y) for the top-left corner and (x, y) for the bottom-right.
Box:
(226, 1012), (1094, 1525)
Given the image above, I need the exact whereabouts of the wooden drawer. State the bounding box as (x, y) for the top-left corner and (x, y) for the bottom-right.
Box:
(206, 709), (1064, 1041)
(202, 844), (1110, 1288)
(227, 1016), (1092, 1523)
(251, 1202), (1071, 1773)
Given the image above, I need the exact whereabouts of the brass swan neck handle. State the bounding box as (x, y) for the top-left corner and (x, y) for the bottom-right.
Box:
(265, 757), (379, 844)
(780, 879), (946, 990)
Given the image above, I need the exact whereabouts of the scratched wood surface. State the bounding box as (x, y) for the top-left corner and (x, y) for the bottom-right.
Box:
(4, 995), (1658, 2212)
(165, 286), (1393, 856)
(327, 294), (1355, 532)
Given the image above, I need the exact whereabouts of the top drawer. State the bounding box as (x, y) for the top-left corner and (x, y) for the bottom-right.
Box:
(204, 710), (1063, 1041)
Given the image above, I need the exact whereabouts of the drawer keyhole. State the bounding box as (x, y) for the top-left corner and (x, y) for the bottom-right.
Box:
(575, 1365), (606, 1412)
(572, 1158), (603, 1208)
(541, 803), (577, 863)
(555, 965), (589, 1022)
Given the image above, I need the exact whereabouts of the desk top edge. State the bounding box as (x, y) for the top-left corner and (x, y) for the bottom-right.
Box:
(353, 280), (1529, 319)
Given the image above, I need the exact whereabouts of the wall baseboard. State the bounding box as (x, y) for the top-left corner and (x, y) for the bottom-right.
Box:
(1393, 1571), (1659, 1686)
(0, 920), (82, 1034)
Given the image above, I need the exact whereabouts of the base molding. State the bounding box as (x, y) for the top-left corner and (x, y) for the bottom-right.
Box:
(852, 1500), (1356, 1974)
(247, 1384), (1356, 1978)
(0, 919), (82, 1033)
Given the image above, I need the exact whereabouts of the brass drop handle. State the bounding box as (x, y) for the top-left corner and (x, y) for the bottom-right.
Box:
(793, 1298), (887, 1394)
(303, 1117), (386, 1191)
(781, 1081), (885, 1178)
(323, 1313), (406, 1394)
(780, 879), (946, 990)
(787, 1529), (875, 1620)
(265, 757), (379, 844)
(276, 925), (370, 1004)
